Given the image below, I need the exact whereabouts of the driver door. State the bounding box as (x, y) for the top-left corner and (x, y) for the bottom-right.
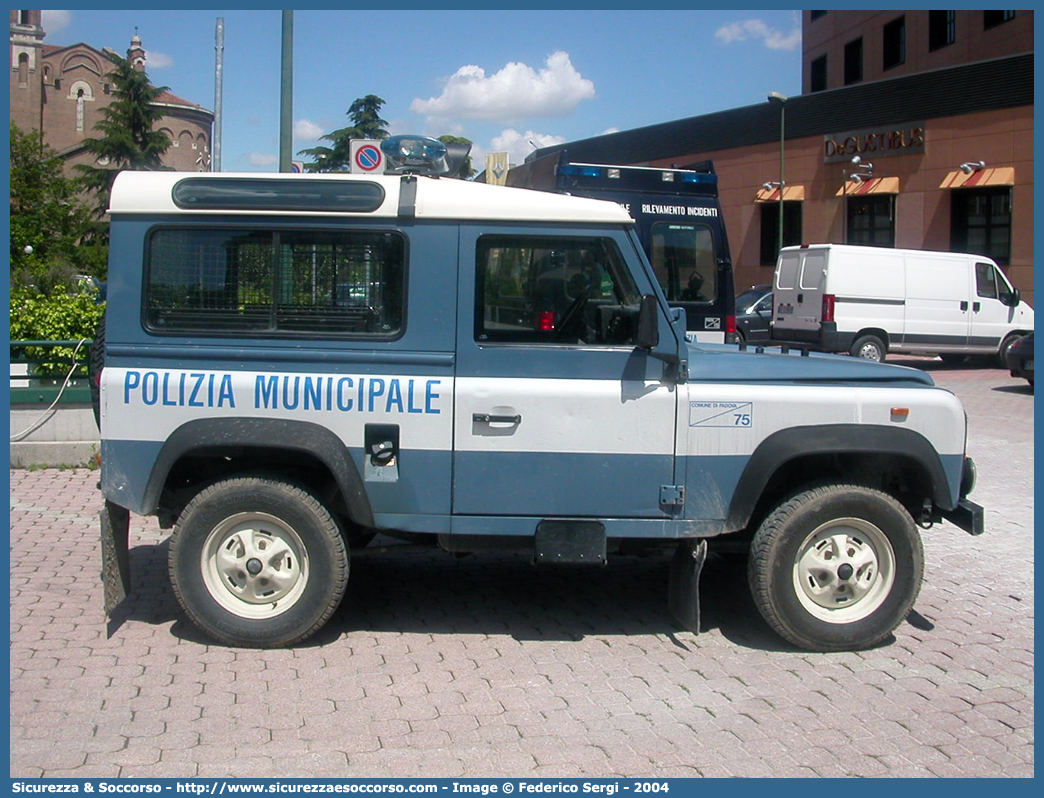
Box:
(452, 226), (678, 518)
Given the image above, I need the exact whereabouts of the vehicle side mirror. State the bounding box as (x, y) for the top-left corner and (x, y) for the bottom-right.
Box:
(637, 294), (659, 350)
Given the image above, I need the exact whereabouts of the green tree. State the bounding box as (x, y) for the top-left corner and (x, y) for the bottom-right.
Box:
(10, 123), (106, 289)
(75, 52), (172, 217)
(299, 94), (389, 172)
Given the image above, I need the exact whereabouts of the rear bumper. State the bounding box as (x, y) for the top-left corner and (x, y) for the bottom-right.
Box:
(770, 323), (855, 353)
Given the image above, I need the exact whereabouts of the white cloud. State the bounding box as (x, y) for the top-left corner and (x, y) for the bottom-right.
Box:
(42, 10), (71, 33)
(294, 119), (325, 141)
(488, 129), (568, 167)
(145, 50), (174, 69)
(248, 152), (278, 167)
(411, 51), (595, 124)
(715, 19), (801, 51)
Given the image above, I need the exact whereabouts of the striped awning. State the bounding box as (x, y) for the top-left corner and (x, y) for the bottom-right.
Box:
(836, 176), (900, 196)
(754, 185), (805, 203)
(939, 166), (1015, 189)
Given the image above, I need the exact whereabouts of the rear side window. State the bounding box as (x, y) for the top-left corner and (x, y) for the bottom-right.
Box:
(145, 227), (405, 337)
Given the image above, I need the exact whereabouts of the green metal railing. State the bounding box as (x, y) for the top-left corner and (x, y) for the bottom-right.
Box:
(9, 339), (93, 404)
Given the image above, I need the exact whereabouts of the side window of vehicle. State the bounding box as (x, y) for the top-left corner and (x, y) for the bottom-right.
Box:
(975, 262), (998, 300)
(145, 227), (405, 337)
(476, 235), (641, 346)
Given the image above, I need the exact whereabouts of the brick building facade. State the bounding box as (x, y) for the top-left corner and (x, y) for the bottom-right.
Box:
(520, 10), (1034, 305)
(10, 9), (213, 173)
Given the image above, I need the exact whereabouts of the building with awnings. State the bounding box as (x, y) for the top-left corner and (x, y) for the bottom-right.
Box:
(519, 11), (1033, 304)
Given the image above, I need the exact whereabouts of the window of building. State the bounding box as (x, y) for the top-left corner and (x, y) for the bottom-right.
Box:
(19, 10), (31, 25)
(844, 37), (863, 85)
(475, 235), (641, 346)
(847, 195), (895, 248)
(883, 16), (906, 71)
(810, 54), (828, 93)
(759, 202), (803, 265)
(929, 10), (956, 51)
(17, 53), (29, 86)
(950, 187), (1012, 265)
(983, 11), (1015, 30)
(145, 227), (406, 337)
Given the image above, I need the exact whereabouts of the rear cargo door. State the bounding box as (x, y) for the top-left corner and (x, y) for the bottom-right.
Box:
(774, 249), (825, 334)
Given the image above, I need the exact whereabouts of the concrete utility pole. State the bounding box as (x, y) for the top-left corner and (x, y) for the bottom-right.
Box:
(214, 17), (223, 171)
(279, 11), (293, 172)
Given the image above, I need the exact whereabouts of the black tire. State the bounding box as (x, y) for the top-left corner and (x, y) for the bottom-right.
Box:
(850, 334), (886, 362)
(747, 484), (923, 652)
(169, 477), (349, 647)
(89, 316), (105, 430)
(938, 353), (968, 366)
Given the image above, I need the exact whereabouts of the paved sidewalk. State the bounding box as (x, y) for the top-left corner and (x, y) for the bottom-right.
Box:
(10, 358), (1033, 778)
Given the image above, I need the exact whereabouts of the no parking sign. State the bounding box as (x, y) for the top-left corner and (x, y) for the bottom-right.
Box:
(350, 140), (385, 173)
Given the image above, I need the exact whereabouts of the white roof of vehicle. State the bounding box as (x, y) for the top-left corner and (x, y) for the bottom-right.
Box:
(108, 170), (634, 225)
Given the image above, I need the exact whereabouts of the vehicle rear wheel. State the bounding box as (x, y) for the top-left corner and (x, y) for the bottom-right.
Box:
(748, 484), (923, 651)
(850, 334), (886, 362)
(169, 477), (348, 647)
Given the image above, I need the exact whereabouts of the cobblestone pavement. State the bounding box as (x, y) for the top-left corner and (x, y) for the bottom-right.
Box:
(10, 358), (1033, 778)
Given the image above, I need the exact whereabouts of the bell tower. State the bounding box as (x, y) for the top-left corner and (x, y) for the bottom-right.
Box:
(10, 10), (45, 133)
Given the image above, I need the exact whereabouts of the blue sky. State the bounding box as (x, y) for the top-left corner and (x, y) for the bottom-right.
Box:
(42, 8), (803, 172)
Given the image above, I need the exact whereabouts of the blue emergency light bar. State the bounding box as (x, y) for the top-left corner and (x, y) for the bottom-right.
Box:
(558, 162), (717, 187)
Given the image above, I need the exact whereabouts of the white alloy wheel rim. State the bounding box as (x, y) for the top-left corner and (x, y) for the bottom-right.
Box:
(858, 342), (882, 361)
(792, 517), (896, 623)
(201, 512), (309, 619)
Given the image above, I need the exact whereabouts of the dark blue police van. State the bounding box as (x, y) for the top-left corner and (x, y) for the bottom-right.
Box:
(508, 152), (735, 343)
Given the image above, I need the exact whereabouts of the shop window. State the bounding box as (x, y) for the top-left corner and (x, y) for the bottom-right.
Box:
(929, 11), (955, 51)
(810, 54), (828, 93)
(759, 202), (803, 265)
(883, 16), (906, 71)
(847, 195), (895, 248)
(983, 11), (1015, 30)
(844, 38), (863, 85)
(950, 187), (1011, 266)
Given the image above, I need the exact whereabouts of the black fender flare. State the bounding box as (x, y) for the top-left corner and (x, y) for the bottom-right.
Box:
(142, 417), (373, 527)
(724, 424), (954, 531)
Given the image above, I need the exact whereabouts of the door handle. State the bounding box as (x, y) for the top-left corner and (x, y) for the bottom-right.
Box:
(473, 413), (522, 424)
(973, 301), (981, 312)
(960, 301), (969, 311)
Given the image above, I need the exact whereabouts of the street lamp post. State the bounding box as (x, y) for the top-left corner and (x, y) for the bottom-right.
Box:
(768, 92), (788, 258)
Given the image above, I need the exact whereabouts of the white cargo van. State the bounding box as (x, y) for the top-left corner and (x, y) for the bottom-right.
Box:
(770, 244), (1033, 362)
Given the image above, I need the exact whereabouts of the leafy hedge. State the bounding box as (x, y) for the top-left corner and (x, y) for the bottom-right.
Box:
(10, 286), (104, 376)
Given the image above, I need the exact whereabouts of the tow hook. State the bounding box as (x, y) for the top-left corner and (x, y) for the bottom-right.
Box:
(918, 499), (935, 529)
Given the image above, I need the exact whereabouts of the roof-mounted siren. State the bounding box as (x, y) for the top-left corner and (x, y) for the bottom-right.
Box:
(381, 135), (471, 178)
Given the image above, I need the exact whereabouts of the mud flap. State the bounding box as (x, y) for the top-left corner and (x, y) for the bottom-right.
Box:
(668, 539), (707, 633)
(100, 500), (131, 615)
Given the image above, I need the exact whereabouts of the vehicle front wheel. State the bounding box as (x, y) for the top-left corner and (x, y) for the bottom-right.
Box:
(850, 334), (886, 362)
(169, 477), (349, 647)
(748, 484), (923, 651)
